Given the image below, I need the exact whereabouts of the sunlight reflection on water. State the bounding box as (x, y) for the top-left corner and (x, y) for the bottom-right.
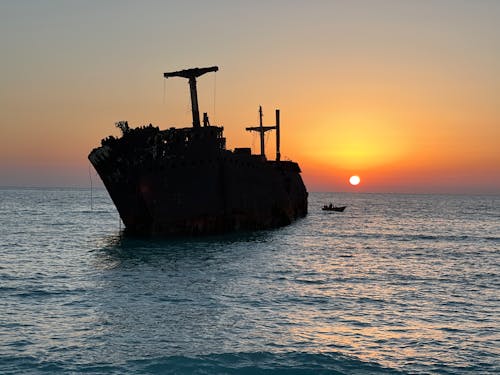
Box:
(0, 188), (498, 374)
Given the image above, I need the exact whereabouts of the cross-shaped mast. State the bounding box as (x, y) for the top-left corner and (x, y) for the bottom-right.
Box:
(246, 106), (281, 161)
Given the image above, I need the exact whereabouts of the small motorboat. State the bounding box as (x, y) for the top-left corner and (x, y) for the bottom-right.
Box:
(322, 204), (346, 212)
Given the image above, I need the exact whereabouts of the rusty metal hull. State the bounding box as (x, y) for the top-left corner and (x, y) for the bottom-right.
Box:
(89, 125), (307, 235)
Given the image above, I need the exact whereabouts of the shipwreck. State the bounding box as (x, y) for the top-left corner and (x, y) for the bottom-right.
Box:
(88, 66), (308, 235)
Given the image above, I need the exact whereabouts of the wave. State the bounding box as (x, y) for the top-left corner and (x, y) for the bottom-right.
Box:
(329, 231), (499, 243)
(4, 352), (495, 374)
(0, 352), (404, 375)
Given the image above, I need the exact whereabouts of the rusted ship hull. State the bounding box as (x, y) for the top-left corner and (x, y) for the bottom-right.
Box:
(89, 128), (307, 235)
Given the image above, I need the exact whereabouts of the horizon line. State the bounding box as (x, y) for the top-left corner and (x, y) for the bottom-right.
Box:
(1, 185), (499, 197)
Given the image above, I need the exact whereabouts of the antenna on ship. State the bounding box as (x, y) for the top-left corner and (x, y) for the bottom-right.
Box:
(246, 106), (281, 161)
(163, 66), (219, 127)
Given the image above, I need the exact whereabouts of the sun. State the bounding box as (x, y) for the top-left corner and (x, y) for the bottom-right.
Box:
(349, 175), (361, 186)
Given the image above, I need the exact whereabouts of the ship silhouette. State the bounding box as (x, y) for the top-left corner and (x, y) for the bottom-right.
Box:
(89, 66), (308, 235)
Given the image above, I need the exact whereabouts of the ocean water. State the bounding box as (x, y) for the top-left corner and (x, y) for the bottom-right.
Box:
(0, 188), (498, 374)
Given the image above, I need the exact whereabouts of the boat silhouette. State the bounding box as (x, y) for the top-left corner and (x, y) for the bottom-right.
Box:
(88, 66), (308, 235)
(322, 204), (346, 212)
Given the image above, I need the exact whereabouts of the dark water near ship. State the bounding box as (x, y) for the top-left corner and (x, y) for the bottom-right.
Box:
(0, 188), (498, 374)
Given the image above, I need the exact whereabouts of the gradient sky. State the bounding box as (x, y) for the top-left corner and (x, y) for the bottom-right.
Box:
(1, 0), (499, 193)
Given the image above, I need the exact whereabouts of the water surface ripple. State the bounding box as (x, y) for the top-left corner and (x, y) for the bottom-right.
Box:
(0, 188), (498, 374)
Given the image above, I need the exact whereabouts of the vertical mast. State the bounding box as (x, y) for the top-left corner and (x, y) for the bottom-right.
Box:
(188, 77), (200, 127)
(163, 66), (219, 127)
(246, 106), (280, 160)
(275, 109), (280, 161)
(259, 106), (265, 157)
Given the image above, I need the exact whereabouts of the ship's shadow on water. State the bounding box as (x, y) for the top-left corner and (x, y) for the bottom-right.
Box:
(91, 229), (276, 269)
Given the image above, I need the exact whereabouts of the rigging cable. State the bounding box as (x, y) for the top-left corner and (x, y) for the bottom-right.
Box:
(213, 71), (217, 121)
(88, 163), (93, 211)
(163, 78), (166, 105)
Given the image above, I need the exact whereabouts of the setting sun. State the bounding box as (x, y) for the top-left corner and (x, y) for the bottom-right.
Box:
(349, 175), (361, 186)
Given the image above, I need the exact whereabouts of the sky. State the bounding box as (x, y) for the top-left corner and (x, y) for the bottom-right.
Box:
(1, 0), (499, 193)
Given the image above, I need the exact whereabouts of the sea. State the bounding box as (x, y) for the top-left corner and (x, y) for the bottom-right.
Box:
(0, 188), (498, 374)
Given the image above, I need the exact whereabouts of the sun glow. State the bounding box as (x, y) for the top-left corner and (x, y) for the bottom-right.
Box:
(298, 112), (414, 173)
(349, 175), (361, 186)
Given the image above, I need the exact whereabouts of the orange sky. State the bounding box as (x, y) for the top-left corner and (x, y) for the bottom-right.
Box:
(1, 1), (499, 193)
